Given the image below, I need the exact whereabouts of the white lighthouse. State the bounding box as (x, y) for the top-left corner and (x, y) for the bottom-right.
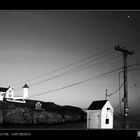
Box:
(23, 84), (29, 99)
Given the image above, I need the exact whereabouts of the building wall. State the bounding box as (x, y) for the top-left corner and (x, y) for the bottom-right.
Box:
(13, 96), (24, 100)
(87, 110), (101, 129)
(23, 88), (28, 99)
(0, 93), (4, 101)
(101, 101), (114, 129)
(5, 88), (14, 99)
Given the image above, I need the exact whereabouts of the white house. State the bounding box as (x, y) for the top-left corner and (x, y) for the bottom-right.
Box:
(0, 87), (14, 101)
(87, 100), (114, 129)
(0, 87), (9, 100)
(5, 87), (14, 99)
(0, 84), (29, 103)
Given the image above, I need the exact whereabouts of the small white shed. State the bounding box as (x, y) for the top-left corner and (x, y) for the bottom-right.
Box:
(87, 100), (114, 129)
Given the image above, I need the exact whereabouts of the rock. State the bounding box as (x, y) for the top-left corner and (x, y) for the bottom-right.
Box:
(0, 100), (86, 125)
(64, 114), (81, 122)
(33, 111), (63, 124)
(0, 110), (3, 124)
(33, 111), (48, 124)
(4, 107), (32, 124)
(46, 112), (63, 124)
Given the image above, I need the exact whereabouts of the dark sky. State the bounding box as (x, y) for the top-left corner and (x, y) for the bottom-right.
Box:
(0, 10), (140, 114)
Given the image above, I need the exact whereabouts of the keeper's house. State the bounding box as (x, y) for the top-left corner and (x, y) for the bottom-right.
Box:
(0, 84), (29, 103)
(0, 87), (14, 100)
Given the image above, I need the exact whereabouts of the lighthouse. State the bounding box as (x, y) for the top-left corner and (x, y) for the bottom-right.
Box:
(23, 84), (29, 99)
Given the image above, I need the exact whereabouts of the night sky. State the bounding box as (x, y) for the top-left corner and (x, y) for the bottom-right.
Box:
(0, 10), (140, 117)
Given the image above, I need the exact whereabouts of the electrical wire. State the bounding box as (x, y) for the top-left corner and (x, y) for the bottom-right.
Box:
(114, 102), (123, 111)
(11, 38), (140, 88)
(125, 40), (140, 48)
(119, 37), (140, 47)
(107, 82), (124, 97)
(11, 47), (114, 88)
(63, 53), (121, 77)
(29, 51), (118, 87)
(29, 63), (140, 98)
(29, 66), (125, 98)
(109, 109), (123, 128)
(128, 68), (140, 71)
(130, 71), (140, 98)
(13, 53), (121, 93)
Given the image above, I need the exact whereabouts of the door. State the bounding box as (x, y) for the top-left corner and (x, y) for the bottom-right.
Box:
(89, 111), (101, 128)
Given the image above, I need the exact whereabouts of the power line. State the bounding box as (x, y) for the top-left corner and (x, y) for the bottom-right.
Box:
(112, 102), (123, 123)
(29, 63), (140, 98)
(29, 51), (118, 87)
(109, 109), (123, 128)
(114, 102), (123, 112)
(125, 40), (140, 48)
(14, 53), (121, 93)
(29, 66), (127, 98)
(133, 48), (140, 52)
(11, 38), (140, 88)
(130, 71), (140, 99)
(11, 47), (114, 88)
(12, 38), (139, 93)
(107, 82), (124, 97)
(12, 37), (140, 87)
(65, 53), (121, 76)
(120, 37), (140, 47)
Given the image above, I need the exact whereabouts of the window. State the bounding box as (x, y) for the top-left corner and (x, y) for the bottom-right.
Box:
(105, 119), (109, 124)
(9, 94), (12, 98)
(35, 102), (42, 110)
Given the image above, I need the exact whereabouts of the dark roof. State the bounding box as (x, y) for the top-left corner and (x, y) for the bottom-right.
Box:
(87, 100), (107, 110)
(23, 84), (29, 88)
(0, 87), (9, 92)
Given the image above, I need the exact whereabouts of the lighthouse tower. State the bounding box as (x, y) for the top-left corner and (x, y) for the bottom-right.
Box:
(23, 84), (29, 99)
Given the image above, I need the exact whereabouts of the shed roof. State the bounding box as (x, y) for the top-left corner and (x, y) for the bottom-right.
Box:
(0, 87), (9, 92)
(87, 100), (107, 110)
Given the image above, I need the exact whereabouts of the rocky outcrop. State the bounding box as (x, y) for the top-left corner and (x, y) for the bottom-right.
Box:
(0, 100), (86, 125)
(0, 110), (3, 124)
(32, 111), (63, 124)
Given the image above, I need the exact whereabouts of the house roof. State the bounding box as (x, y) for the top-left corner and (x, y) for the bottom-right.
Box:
(0, 87), (9, 92)
(87, 100), (108, 110)
(23, 84), (29, 88)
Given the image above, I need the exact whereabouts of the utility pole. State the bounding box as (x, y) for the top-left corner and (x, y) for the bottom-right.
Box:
(105, 89), (108, 100)
(119, 71), (123, 114)
(115, 45), (134, 129)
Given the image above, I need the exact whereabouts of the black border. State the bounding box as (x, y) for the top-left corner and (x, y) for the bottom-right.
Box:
(0, 1), (140, 11)
(0, 129), (139, 138)
(0, 4), (140, 139)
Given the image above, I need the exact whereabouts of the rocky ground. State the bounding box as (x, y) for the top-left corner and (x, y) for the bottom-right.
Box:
(0, 100), (86, 126)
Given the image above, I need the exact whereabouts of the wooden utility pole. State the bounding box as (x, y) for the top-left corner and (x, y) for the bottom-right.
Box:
(105, 89), (108, 100)
(119, 71), (122, 114)
(115, 45), (134, 129)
